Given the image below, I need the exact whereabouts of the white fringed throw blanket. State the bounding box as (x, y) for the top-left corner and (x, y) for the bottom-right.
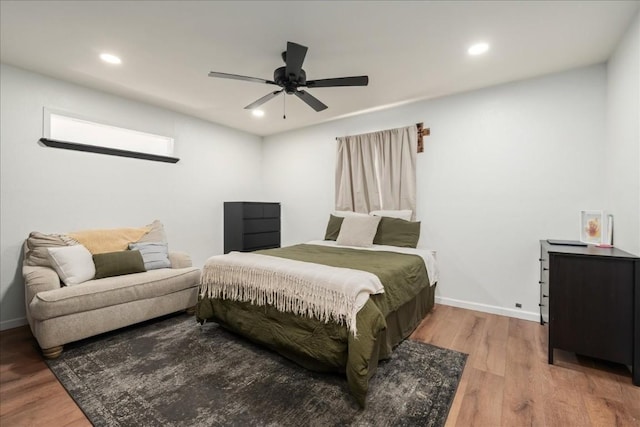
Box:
(200, 252), (384, 335)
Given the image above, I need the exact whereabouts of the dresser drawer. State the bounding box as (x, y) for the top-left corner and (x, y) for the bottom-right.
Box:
(242, 204), (265, 219)
(244, 218), (280, 233)
(244, 232), (280, 250)
(263, 204), (280, 218)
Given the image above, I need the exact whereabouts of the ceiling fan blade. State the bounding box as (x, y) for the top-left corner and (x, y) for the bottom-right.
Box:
(244, 90), (283, 110)
(208, 71), (277, 85)
(294, 90), (328, 112)
(285, 42), (308, 80)
(305, 76), (369, 88)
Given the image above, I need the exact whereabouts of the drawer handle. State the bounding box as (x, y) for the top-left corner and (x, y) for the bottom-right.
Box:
(539, 258), (545, 262)
(538, 281), (544, 284)
(543, 267), (549, 271)
(538, 303), (544, 307)
(543, 294), (548, 298)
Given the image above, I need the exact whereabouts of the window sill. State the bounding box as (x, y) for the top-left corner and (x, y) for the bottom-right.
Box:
(39, 138), (180, 164)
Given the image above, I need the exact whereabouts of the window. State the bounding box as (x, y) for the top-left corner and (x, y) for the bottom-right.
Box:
(41, 109), (178, 163)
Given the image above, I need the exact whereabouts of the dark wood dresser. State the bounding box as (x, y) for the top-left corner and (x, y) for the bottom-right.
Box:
(539, 240), (639, 386)
(224, 202), (281, 253)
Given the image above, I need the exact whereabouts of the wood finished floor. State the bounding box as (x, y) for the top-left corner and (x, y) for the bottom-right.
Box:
(1, 304), (638, 426)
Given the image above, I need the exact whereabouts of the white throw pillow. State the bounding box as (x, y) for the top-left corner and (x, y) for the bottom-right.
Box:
(334, 210), (370, 218)
(370, 209), (413, 221)
(336, 215), (382, 248)
(47, 245), (96, 285)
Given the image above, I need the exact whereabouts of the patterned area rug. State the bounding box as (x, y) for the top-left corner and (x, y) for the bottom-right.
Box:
(46, 313), (467, 427)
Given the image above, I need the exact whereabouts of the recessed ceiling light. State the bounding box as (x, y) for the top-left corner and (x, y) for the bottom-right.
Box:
(251, 109), (265, 118)
(468, 43), (490, 56)
(100, 53), (122, 64)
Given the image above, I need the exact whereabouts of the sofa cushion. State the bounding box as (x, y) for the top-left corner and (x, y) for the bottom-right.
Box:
(68, 227), (150, 254)
(137, 220), (168, 244)
(29, 267), (201, 321)
(93, 250), (146, 279)
(128, 242), (171, 270)
(25, 232), (77, 268)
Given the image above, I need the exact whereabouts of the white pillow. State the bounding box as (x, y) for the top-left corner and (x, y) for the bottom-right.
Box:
(370, 209), (413, 221)
(47, 245), (95, 285)
(334, 210), (370, 218)
(336, 215), (382, 248)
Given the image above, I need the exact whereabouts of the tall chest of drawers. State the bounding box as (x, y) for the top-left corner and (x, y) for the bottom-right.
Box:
(539, 240), (639, 386)
(224, 202), (281, 253)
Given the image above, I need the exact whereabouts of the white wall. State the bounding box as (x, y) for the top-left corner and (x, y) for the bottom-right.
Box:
(605, 11), (640, 255)
(262, 65), (607, 321)
(3, 49), (631, 329)
(0, 64), (263, 329)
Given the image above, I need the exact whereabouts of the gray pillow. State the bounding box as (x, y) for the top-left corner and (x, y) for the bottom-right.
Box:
(128, 242), (171, 270)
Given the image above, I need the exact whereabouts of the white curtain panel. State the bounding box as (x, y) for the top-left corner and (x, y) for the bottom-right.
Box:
(335, 124), (417, 218)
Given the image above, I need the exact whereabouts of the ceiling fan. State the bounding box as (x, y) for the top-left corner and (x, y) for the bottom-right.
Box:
(208, 41), (369, 113)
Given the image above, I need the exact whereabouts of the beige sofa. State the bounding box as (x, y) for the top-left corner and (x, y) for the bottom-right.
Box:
(22, 221), (201, 358)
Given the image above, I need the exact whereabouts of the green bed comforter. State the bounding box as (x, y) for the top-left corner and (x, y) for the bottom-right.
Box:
(196, 244), (431, 406)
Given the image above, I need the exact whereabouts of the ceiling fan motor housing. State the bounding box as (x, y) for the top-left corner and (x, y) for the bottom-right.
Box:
(274, 66), (306, 94)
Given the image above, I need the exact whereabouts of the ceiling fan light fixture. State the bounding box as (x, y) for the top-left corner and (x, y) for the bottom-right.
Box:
(251, 109), (265, 118)
(468, 42), (490, 56)
(100, 53), (122, 64)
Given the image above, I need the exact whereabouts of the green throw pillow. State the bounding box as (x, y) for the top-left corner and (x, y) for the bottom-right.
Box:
(373, 216), (421, 248)
(93, 250), (146, 279)
(324, 214), (345, 241)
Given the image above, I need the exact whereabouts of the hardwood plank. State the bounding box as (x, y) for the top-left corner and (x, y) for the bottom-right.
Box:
(621, 383), (640, 421)
(454, 367), (504, 427)
(501, 319), (546, 427)
(444, 361), (471, 427)
(1, 393), (89, 427)
(0, 326), (90, 426)
(471, 312), (508, 376)
(449, 310), (486, 356)
(410, 303), (450, 343)
(417, 305), (459, 349)
(543, 361), (592, 426)
(583, 394), (638, 427)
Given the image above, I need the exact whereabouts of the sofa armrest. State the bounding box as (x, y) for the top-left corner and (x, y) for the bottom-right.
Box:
(169, 251), (192, 269)
(23, 265), (61, 305)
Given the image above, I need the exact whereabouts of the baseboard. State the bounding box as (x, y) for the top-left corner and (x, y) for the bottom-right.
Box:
(0, 317), (28, 331)
(435, 296), (539, 322)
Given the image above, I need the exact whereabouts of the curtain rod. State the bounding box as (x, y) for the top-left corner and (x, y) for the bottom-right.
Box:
(335, 123), (430, 153)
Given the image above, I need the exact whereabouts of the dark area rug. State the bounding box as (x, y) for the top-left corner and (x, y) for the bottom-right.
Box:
(46, 313), (467, 427)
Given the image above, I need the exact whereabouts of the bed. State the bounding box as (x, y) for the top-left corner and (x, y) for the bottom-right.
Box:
(196, 236), (438, 407)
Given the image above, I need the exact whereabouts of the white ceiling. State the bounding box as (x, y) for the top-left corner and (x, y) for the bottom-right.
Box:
(1, 1), (638, 136)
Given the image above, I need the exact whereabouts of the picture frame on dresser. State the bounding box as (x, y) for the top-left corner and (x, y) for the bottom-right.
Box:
(579, 210), (603, 244)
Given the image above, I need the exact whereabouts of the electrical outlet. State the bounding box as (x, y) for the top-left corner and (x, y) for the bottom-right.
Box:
(515, 303), (522, 308)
